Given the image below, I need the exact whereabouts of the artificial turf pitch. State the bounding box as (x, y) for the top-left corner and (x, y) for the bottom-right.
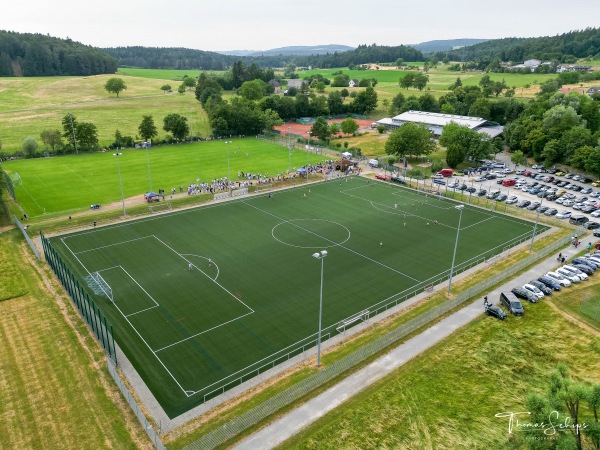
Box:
(49, 177), (545, 417)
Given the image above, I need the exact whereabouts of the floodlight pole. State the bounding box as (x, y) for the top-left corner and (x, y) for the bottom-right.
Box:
(113, 153), (126, 218)
(288, 127), (292, 172)
(145, 146), (153, 193)
(447, 205), (464, 295)
(306, 131), (311, 180)
(226, 141), (232, 194)
(529, 197), (543, 252)
(312, 250), (327, 367)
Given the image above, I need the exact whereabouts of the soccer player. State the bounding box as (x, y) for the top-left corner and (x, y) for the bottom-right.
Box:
(188, 262), (193, 271)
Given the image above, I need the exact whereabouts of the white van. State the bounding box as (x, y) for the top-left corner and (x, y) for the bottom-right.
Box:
(368, 159), (379, 168)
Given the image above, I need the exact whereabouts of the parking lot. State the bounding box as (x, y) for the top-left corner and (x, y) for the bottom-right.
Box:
(432, 160), (600, 235)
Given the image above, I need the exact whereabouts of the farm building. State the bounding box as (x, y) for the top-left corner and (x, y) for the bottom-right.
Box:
(376, 111), (504, 138)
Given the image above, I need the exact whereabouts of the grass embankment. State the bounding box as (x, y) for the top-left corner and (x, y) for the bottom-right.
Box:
(164, 228), (569, 449)
(280, 283), (600, 449)
(0, 230), (150, 449)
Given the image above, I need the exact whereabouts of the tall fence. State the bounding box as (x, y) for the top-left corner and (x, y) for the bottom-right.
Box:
(3, 170), (16, 201)
(14, 216), (40, 260)
(107, 359), (166, 450)
(184, 233), (573, 450)
(41, 232), (117, 362)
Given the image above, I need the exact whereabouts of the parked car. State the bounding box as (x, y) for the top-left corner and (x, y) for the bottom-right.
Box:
(512, 286), (539, 303)
(570, 262), (594, 275)
(527, 202), (541, 211)
(572, 258), (598, 270)
(556, 267), (585, 282)
(529, 280), (552, 295)
(538, 276), (561, 291)
(523, 284), (545, 299)
(475, 176), (487, 182)
(500, 291), (524, 316)
(517, 200), (531, 208)
(506, 196), (519, 204)
(544, 208), (559, 216)
(485, 303), (507, 320)
(556, 211), (572, 219)
(538, 206), (549, 214)
(477, 189), (487, 197)
(497, 194), (508, 202)
(466, 186), (477, 193)
(560, 265), (588, 281)
(584, 221), (600, 229)
(545, 271), (572, 287)
(375, 174), (391, 181)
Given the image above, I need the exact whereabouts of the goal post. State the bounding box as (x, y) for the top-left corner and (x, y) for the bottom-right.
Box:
(149, 202), (172, 213)
(91, 271), (113, 302)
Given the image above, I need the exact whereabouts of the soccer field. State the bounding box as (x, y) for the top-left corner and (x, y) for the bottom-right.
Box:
(48, 177), (546, 418)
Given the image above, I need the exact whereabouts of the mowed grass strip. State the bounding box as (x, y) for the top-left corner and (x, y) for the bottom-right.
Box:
(49, 177), (543, 417)
(279, 288), (600, 449)
(0, 231), (150, 449)
(2, 137), (323, 217)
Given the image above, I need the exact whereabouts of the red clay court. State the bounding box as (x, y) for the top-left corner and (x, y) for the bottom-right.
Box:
(274, 118), (375, 137)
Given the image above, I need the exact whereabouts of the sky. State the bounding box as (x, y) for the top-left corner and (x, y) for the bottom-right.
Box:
(2, 0), (599, 52)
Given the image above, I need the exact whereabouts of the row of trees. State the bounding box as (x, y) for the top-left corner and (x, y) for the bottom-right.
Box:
(399, 72), (429, 91)
(0, 31), (117, 77)
(505, 90), (600, 173)
(195, 71), (378, 137)
(19, 112), (192, 158)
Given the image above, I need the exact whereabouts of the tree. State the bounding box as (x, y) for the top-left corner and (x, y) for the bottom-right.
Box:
(329, 122), (341, 136)
(22, 136), (38, 157)
(238, 79), (267, 100)
(332, 74), (349, 87)
(351, 86), (378, 114)
(430, 159), (444, 173)
(182, 77), (196, 90)
(413, 73), (429, 91)
(340, 117), (359, 136)
(138, 115), (158, 142)
(385, 123), (434, 158)
(340, 88), (349, 98)
(104, 77), (127, 97)
(510, 150), (526, 167)
(400, 73), (416, 89)
(163, 114), (189, 141)
(160, 84), (172, 93)
(586, 145), (600, 177)
(61, 113), (78, 149)
(75, 122), (98, 151)
(327, 91), (345, 115)
(177, 84), (186, 94)
(310, 117), (331, 141)
(439, 123), (492, 168)
(395, 58), (404, 68)
(40, 129), (62, 151)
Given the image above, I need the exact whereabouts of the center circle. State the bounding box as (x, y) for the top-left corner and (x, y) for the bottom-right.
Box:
(272, 219), (351, 249)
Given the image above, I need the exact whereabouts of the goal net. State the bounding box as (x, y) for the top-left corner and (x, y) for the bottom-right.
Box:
(149, 202), (172, 213)
(90, 271), (114, 302)
(10, 172), (22, 187)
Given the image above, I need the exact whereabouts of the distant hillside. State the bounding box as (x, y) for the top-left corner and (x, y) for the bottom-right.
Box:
(219, 45), (354, 57)
(0, 30), (117, 77)
(103, 46), (238, 70)
(411, 39), (489, 54)
(441, 27), (600, 62)
(250, 45), (355, 56)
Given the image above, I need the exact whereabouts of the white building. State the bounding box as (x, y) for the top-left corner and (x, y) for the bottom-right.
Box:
(376, 110), (504, 138)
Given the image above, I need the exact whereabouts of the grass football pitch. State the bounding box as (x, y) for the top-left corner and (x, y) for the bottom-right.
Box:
(48, 177), (545, 418)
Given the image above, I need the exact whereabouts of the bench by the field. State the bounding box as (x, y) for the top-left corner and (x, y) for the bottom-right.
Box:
(336, 309), (369, 333)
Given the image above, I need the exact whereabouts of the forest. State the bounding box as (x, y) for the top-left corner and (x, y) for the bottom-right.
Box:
(440, 27), (600, 66)
(0, 30), (117, 76)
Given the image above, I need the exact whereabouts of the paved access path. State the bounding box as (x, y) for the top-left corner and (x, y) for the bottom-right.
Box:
(233, 238), (585, 449)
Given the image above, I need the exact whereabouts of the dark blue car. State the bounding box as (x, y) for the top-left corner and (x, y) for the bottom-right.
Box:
(538, 276), (561, 291)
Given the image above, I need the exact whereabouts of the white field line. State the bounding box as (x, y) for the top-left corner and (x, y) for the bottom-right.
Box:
(73, 235), (154, 254)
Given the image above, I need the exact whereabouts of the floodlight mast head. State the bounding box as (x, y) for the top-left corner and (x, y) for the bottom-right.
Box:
(312, 250), (328, 259)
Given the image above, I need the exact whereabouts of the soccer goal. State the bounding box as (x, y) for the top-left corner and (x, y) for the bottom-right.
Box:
(149, 202), (172, 214)
(90, 271), (114, 302)
(10, 172), (22, 187)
